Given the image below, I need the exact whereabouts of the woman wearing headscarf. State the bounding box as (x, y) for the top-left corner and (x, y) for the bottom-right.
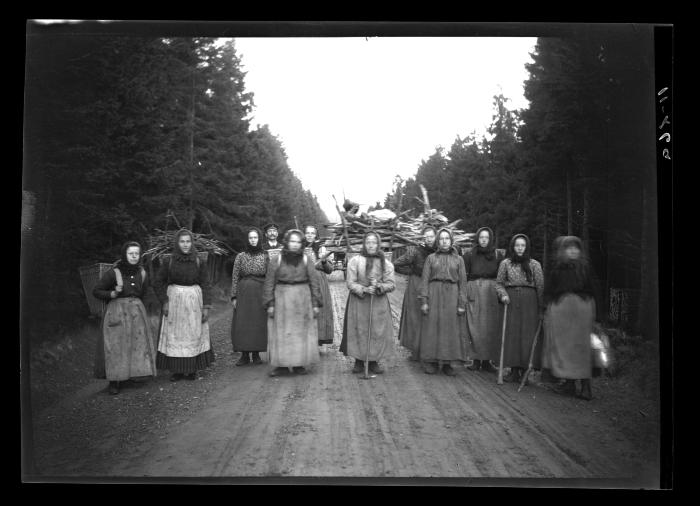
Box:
(263, 229), (322, 376)
(495, 233), (544, 383)
(392, 226), (437, 361)
(154, 229), (214, 381)
(302, 224), (335, 347)
(418, 228), (469, 375)
(230, 227), (269, 366)
(463, 227), (505, 373)
(93, 241), (157, 395)
(340, 231), (396, 374)
(542, 236), (597, 400)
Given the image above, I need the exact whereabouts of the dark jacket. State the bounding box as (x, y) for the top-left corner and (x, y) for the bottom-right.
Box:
(154, 255), (212, 307)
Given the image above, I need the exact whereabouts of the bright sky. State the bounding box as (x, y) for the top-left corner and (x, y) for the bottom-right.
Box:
(231, 37), (537, 221)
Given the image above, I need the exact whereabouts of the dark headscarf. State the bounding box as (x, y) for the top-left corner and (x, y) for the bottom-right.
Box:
(281, 229), (305, 267)
(361, 231), (386, 281)
(475, 226), (496, 261)
(545, 235), (594, 303)
(116, 241), (142, 275)
(173, 228), (198, 262)
(302, 225), (322, 257)
(245, 227), (265, 254)
(507, 233), (533, 283)
(435, 228), (458, 255)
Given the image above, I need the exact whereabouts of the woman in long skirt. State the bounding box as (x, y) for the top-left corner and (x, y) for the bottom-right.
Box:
(302, 224), (335, 346)
(264, 229), (322, 376)
(495, 234), (544, 383)
(418, 228), (469, 375)
(463, 227), (504, 373)
(154, 229), (214, 382)
(93, 241), (157, 395)
(392, 226), (437, 361)
(230, 227), (268, 366)
(340, 231), (395, 374)
(543, 236), (597, 400)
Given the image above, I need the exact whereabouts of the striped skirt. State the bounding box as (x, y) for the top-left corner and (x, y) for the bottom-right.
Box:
(95, 297), (157, 381)
(157, 284), (214, 373)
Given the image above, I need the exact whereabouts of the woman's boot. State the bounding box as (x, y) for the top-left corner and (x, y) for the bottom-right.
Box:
(352, 360), (364, 374)
(236, 352), (250, 366)
(108, 381), (119, 395)
(553, 379), (576, 396)
(423, 361), (438, 375)
(481, 361), (495, 373)
(466, 359), (481, 371)
(369, 361), (384, 374)
(442, 364), (457, 376)
(251, 352), (263, 365)
(578, 379), (593, 400)
(504, 367), (521, 383)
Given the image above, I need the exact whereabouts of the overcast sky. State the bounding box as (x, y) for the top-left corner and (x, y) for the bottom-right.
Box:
(231, 37), (537, 221)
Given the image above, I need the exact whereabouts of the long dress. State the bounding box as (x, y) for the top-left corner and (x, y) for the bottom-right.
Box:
(340, 254), (395, 362)
(263, 252), (322, 368)
(463, 249), (504, 363)
(392, 245), (434, 359)
(230, 251), (269, 352)
(305, 245), (335, 345)
(154, 254), (214, 374)
(418, 249), (469, 364)
(542, 262), (596, 379)
(495, 258), (544, 369)
(93, 266), (157, 381)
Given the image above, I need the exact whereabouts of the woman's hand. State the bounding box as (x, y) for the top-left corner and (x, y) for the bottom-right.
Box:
(421, 304), (429, 315)
(110, 290), (118, 299)
(202, 308), (209, 323)
(267, 306), (275, 319)
(162, 302), (169, 316)
(312, 307), (320, 319)
(366, 285), (376, 295)
(232, 298), (237, 309)
(457, 307), (466, 316)
(501, 295), (510, 305)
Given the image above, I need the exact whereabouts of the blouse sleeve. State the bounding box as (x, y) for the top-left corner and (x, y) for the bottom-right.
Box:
(495, 260), (509, 300)
(92, 269), (117, 301)
(532, 260), (545, 308)
(307, 254), (323, 307)
(376, 261), (395, 294)
(315, 246), (333, 275)
(230, 254), (243, 300)
(262, 256), (278, 308)
(418, 255), (432, 302)
(457, 256), (467, 309)
(462, 251), (472, 276)
(154, 260), (170, 305)
(346, 256), (365, 297)
(391, 247), (415, 267)
(198, 258), (212, 308)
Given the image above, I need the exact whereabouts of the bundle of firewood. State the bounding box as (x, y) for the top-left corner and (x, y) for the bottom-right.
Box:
(143, 229), (234, 260)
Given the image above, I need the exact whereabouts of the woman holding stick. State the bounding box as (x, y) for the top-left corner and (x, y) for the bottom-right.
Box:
(154, 229), (214, 382)
(542, 236), (597, 400)
(418, 228), (469, 375)
(392, 226), (437, 361)
(230, 227), (268, 366)
(93, 241), (157, 395)
(340, 231), (395, 374)
(263, 229), (322, 376)
(463, 227), (505, 373)
(302, 224), (335, 347)
(495, 234), (544, 383)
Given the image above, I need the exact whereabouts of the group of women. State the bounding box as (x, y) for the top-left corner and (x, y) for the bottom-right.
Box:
(93, 224), (598, 401)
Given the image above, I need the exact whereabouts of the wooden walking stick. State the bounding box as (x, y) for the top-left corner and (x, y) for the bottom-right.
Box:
(363, 277), (376, 380)
(497, 304), (509, 385)
(518, 316), (544, 392)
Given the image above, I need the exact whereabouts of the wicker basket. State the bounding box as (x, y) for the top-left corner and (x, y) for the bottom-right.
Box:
(78, 263), (114, 317)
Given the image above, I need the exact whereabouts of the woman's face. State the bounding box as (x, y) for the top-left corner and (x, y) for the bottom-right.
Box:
(423, 229), (436, 246)
(288, 234), (302, 252)
(514, 237), (527, 256)
(178, 235), (192, 254)
(126, 246), (140, 265)
(304, 227), (317, 243)
(565, 245), (581, 260)
(266, 227), (278, 240)
(248, 231), (259, 247)
(365, 234), (379, 254)
(438, 232), (452, 251)
(478, 230), (491, 248)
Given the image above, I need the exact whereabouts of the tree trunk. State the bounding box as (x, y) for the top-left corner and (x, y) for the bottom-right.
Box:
(582, 183), (591, 257)
(542, 207), (548, 271)
(566, 163), (573, 235)
(187, 67), (195, 232)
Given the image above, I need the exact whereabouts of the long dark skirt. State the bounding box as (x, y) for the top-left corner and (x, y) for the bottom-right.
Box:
(156, 349), (215, 374)
(317, 273), (335, 345)
(465, 278), (502, 362)
(231, 277), (268, 352)
(398, 274), (423, 357)
(502, 286), (541, 369)
(418, 281), (469, 363)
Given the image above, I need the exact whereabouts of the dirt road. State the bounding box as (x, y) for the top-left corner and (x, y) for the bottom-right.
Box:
(29, 274), (659, 484)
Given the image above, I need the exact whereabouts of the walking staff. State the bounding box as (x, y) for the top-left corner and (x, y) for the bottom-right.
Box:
(518, 316), (544, 392)
(497, 305), (509, 385)
(363, 277), (376, 379)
